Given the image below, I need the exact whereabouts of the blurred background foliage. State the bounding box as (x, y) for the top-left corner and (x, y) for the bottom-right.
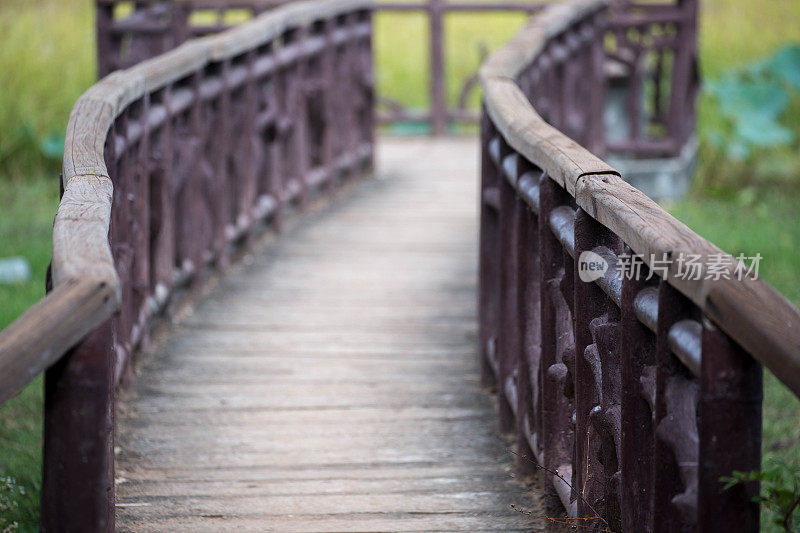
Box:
(0, 0), (799, 530)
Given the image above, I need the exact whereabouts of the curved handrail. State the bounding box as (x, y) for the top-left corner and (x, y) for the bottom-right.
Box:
(0, 0), (373, 405)
(479, 0), (800, 397)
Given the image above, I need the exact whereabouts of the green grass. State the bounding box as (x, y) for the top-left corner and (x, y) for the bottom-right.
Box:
(0, 1), (91, 527)
(699, 0), (800, 79)
(695, 0), (800, 194)
(0, 0), (799, 530)
(375, 9), (528, 112)
(0, 0), (95, 180)
(0, 179), (59, 532)
(0, 0), (86, 532)
(0, 378), (43, 533)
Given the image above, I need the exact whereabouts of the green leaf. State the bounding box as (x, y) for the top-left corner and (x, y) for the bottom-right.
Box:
(39, 133), (64, 159)
(734, 113), (794, 147)
(715, 80), (788, 119)
(764, 45), (800, 91)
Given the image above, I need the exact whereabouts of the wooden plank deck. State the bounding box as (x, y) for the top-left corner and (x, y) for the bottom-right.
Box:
(115, 138), (547, 531)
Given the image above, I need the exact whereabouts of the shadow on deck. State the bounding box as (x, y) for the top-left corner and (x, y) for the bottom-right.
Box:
(114, 138), (549, 532)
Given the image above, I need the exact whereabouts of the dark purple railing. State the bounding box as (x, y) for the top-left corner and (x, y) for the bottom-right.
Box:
(5, 0), (793, 531)
(0, 1), (373, 530)
(479, 0), (799, 530)
(96, 0), (697, 156)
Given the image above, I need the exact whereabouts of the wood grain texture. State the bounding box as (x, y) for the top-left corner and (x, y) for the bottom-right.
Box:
(115, 139), (547, 531)
(478, 0), (613, 196)
(0, 279), (117, 404)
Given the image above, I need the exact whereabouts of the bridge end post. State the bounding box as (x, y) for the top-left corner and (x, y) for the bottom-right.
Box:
(696, 321), (762, 532)
(41, 321), (115, 533)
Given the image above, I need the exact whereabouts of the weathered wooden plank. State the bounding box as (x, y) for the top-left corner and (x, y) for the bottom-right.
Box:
(115, 139), (544, 530)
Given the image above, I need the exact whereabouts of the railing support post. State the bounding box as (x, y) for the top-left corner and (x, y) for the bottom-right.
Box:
(697, 320), (762, 532)
(96, 2), (115, 78)
(538, 175), (573, 501)
(620, 256), (657, 532)
(42, 320), (115, 533)
(478, 113), (499, 388)
(497, 145), (519, 434)
(429, 0), (446, 135)
(515, 191), (539, 476)
(573, 208), (622, 528)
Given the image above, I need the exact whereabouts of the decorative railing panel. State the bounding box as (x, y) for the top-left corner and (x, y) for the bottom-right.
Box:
(0, 1), (372, 530)
(479, 0), (799, 531)
(97, 0), (695, 156)
(604, 0), (699, 156)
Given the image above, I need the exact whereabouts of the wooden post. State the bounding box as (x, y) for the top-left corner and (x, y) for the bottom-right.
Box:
(96, 2), (115, 78)
(497, 141), (518, 434)
(620, 259), (657, 532)
(478, 113), (500, 388)
(42, 321), (115, 532)
(429, 0), (446, 135)
(697, 321), (762, 532)
(573, 208), (621, 527)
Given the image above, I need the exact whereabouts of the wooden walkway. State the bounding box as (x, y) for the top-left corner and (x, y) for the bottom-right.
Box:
(115, 138), (545, 532)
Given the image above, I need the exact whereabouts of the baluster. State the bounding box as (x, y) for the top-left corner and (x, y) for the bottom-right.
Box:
(628, 47), (644, 142)
(281, 27), (298, 207)
(151, 85), (176, 305)
(538, 175), (574, 506)
(620, 249), (657, 532)
(285, 26), (310, 210)
(552, 51), (564, 129)
(296, 25), (311, 208)
(114, 110), (134, 380)
(429, 0), (446, 134)
(320, 18), (336, 193)
(361, 9), (376, 172)
(96, 2), (115, 77)
(573, 208), (622, 528)
(654, 281), (699, 532)
(478, 113), (500, 388)
(589, 11), (606, 155)
(667, 0), (698, 146)
(214, 59), (232, 270)
(496, 138), (517, 433)
(697, 320), (762, 532)
(133, 93), (151, 364)
(241, 50), (259, 249)
(515, 160), (542, 475)
(170, 3), (191, 49)
(254, 44), (272, 208)
(561, 35), (577, 140)
(269, 40), (286, 230)
(187, 71), (206, 291)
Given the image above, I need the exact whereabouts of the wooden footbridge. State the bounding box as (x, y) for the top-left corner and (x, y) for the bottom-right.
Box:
(1, 0), (800, 531)
(114, 138), (543, 531)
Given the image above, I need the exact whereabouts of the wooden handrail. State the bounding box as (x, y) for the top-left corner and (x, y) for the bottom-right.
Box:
(479, 0), (800, 397)
(0, 279), (118, 405)
(5, 0), (374, 529)
(0, 0), (373, 405)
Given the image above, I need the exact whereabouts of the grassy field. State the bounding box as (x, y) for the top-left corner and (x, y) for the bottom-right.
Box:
(0, 0), (799, 530)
